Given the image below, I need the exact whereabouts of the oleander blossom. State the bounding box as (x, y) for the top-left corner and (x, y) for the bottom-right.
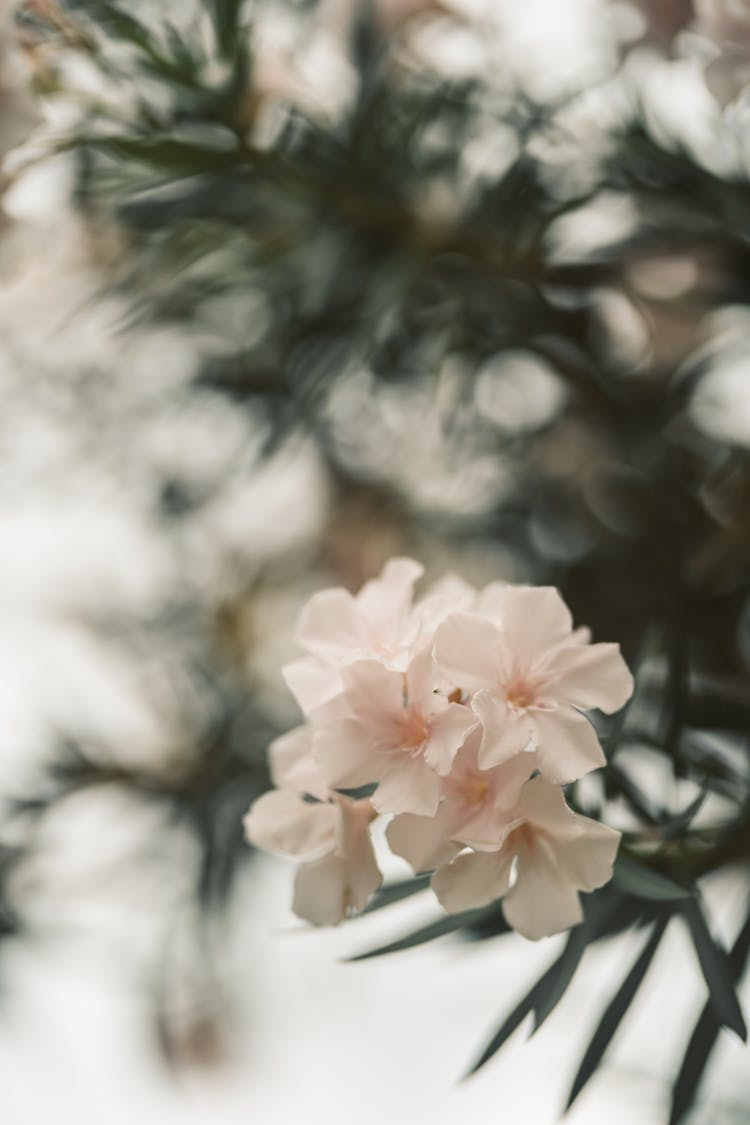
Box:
(243, 558), (632, 939)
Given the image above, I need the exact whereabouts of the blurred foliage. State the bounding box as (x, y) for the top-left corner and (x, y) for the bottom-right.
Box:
(5, 0), (750, 1118)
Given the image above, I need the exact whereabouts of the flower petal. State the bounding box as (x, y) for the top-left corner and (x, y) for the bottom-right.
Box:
(432, 849), (513, 913)
(513, 774), (582, 839)
(268, 725), (328, 800)
(473, 691), (534, 769)
(243, 790), (337, 858)
(502, 843), (583, 940)
(357, 557), (423, 656)
(372, 758), (442, 816)
(295, 588), (366, 662)
(487, 585), (573, 663)
(531, 706), (606, 784)
(340, 659), (406, 726)
(424, 703), (478, 775)
(386, 808), (462, 873)
(433, 612), (504, 692)
(312, 719), (383, 789)
(292, 854), (349, 925)
(282, 657), (342, 715)
(556, 817), (621, 892)
(545, 641), (634, 714)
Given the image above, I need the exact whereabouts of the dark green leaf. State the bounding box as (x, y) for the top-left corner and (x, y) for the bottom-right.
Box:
(466, 926), (589, 1077)
(360, 874), (431, 914)
(347, 906), (491, 961)
(531, 923), (590, 1032)
(682, 897), (747, 1041)
(565, 917), (669, 1112)
(670, 899), (750, 1125)
(613, 855), (693, 902)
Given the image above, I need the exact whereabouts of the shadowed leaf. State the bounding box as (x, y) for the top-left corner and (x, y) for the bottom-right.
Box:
(361, 874), (431, 914)
(682, 898), (747, 1041)
(347, 906), (493, 961)
(613, 855), (693, 902)
(565, 916), (669, 1112)
(670, 900), (750, 1125)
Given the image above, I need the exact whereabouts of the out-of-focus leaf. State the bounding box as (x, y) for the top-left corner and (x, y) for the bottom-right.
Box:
(465, 926), (589, 1077)
(347, 906), (493, 961)
(565, 916), (669, 1111)
(682, 897), (747, 1041)
(361, 874), (431, 914)
(661, 790), (708, 841)
(670, 899), (750, 1125)
(613, 855), (694, 902)
(212, 0), (245, 57)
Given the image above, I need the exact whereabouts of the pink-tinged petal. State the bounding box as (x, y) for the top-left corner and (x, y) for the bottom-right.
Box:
(340, 659), (406, 727)
(243, 790), (337, 858)
(502, 843), (583, 940)
(454, 805), (516, 852)
(312, 719), (383, 789)
(295, 588), (366, 662)
(432, 849), (514, 913)
(424, 703), (478, 775)
(545, 641), (634, 714)
(357, 557), (423, 655)
(405, 646), (438, 709)
(473, 691), (534, 769)
(513, 775), (582, 839)
(556, 818), (621, 892)
(372, 758), (442, 816)
(268, 725), (328, 800)
(282, 657), (342, 715)
(292, 854), (349, 925)
(412, 574), (477, 644)
(531, 707), (606, 784)
(386, 808), (462, 873)
(433, 612), (504, 692)
(488, 586), (573, 663)
(334, 797), (383, 911)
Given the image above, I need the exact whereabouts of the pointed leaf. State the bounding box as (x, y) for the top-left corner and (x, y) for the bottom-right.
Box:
(348, 906), (491, 961)
(682, 898), (747, 1041)
(466, 927), (588, 1077)
(613, 855), (693, 902)
(565, 917), (668, 1111)
(670, 901), (750, 1125)
(361, 874), (431, 914)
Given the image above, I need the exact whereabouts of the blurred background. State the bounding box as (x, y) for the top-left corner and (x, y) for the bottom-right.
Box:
(2, 0), (750, 1121)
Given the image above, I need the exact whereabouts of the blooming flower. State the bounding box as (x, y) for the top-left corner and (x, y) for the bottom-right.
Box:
(244, 726), (382, 924)
(431, 776), (621, 940)
(386, 732), (537, 871)
(433, 585), (633, 782)
(312, 647), (478, 815)
(244, 561), (630, 938)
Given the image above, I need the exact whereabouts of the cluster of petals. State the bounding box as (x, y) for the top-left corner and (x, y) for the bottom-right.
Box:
(244, 558), (633, 939)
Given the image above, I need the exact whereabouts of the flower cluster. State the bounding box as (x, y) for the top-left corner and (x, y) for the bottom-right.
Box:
(244, 559), (633, 940)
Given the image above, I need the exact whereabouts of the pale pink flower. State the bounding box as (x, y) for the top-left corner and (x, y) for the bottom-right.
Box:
(312, 648), (478, 816)
(244, 790), (381, 925)
(386, 734), (537, 872)
(282, 557), (425, 716)
(432, 777), (621, 940)
(267, 724), (328, 801)
(433, 586), (633, 782)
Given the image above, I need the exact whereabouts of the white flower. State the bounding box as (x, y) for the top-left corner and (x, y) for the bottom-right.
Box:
(386, 733), (536, 871)
(312, 647), (478, 815)
(244, 789), (381, 925)
(434, 585), (633, 782)
(432, 776), (621, 941)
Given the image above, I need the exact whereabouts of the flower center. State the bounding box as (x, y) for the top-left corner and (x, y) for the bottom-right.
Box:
(504, 679), (537, 712)
(400, 709), (430, 750)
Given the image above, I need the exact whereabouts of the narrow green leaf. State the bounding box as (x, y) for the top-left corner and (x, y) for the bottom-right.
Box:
(670, 900), (750, 1125)
(347, 906), (490, 961)
(565, 917), (669, 1112)
(613, 855), (693, 902)
(531, 924), (590, 1032)
(360, 874), (431, 914)
(682, 898), (747, 1041)
(466, 926), (588, 1077)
